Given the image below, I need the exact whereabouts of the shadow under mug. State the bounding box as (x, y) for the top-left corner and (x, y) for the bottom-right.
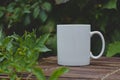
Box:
(57, 24), (105, 66)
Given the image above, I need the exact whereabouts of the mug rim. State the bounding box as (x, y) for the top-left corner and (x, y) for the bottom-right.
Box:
(57, 24), (90, 27)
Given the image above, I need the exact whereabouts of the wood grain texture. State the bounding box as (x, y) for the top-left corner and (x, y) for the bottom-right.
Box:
(39, 57), (120, 80)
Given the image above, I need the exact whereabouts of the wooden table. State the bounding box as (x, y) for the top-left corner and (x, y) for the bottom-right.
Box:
(0, 57), (120, 80)
(39, 56), (120, 80)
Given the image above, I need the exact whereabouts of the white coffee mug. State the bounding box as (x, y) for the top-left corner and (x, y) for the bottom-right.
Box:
(57, 24), (105, 66)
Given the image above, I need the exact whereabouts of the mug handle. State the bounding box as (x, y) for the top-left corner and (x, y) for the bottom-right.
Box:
(90, 31), (105, 59)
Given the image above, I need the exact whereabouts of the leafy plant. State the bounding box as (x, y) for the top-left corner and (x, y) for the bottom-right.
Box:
(0, 0), (52, 35)
(0, 29), (69, 80)
(0, 29), (50, 79)
(49, 67), (69, 80)
(107, 41), (120, 57)
(106, 30), (120, 57)
(32, 66), (69, 80)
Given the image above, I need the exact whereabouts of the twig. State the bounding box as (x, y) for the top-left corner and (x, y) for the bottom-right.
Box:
(26, 73), (33, 80)
(101, 68), (120, 80)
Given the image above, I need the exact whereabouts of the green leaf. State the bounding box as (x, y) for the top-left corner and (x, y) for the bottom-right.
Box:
(6, 40), (13, 52)
(107, 41), (120, 57)
(37, 33), (50, 45)
(0, 7), (5, 18)
(0, 11), (4, 18)
(55, 0), (70, 5)
(33, 6), (40, 19)
(40, 19), (55, 33)
(23, 5), (31, 14)
(8, 20), (13, 28)
(0, 6), (5, 11)
(10, 73), (17, 80)
(7, 2), (16, 12)
(0, 29), (4, 41)
(11, 7), (22, 22)
(0, 56), (5, 62)
(37, 45), (51, 52)
(10, 33), (20, 41)
(32, 67), (46, 80)
(42, 2), (52, 12)
(39, 10), (48, 22)
(49, 67), (69, 80)
(31, 2), (39, 9)
(102, 0), (117, 9)
(3, 36), (13, 50)
(24, 15), (31, 25)
(35, 33), (51, 52)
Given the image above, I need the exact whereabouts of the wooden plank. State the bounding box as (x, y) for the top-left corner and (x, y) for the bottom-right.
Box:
(39, 56), (120, 80)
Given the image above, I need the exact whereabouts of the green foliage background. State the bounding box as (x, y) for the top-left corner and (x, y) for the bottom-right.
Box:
(0, 0), (120, 57)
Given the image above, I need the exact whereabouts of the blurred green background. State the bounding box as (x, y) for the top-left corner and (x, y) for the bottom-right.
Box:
(0, 0), (120, 57)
